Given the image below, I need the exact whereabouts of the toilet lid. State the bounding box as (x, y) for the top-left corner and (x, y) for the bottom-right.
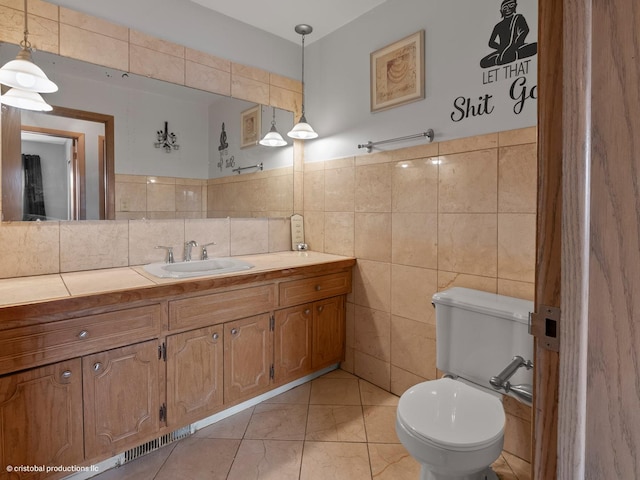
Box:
(397, 378), (505, 451)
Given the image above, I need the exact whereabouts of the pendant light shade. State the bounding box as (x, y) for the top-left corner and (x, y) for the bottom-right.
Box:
(0, 87), (53, 111)
(0, 0), (58, 98)
(0, 48), (58, 93)
(288, 24), (318, 140)
(260, 107), (287, 147)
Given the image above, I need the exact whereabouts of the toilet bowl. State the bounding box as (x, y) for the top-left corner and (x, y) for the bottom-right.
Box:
(395, 287), (534, 480)
(396, 378), (504, 480)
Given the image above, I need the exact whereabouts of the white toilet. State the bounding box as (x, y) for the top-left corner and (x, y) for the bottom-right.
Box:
(396, 287), (534, 480)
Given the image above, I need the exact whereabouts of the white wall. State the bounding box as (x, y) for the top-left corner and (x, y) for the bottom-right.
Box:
(304, 0), (538, 162)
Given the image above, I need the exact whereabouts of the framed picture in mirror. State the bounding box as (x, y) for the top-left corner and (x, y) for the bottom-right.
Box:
(240, 105), (261, 148)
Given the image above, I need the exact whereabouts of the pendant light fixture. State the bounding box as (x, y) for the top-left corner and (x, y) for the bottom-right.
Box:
(260, 107), (287, 147)
(0, 87), (52, 111)
(0, 0), (58, 94)
(288, 24), (318, 140)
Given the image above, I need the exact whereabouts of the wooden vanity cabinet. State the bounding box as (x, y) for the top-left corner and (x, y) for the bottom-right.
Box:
(312, 296), (346, 369)
(273, 304), (313, 385)
(83, 340), (161, 459)
(0, 359), (83, 480)
(224, 314), (273, 404)
(166, 325), (223, 428)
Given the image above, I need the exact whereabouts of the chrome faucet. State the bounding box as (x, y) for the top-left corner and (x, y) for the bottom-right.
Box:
(201, 242), (217, 260)
(183, 240), (198, 262)
(490, 355), (534, 403)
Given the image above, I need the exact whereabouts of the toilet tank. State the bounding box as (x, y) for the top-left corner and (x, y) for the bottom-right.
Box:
(432, 287), (534, 393)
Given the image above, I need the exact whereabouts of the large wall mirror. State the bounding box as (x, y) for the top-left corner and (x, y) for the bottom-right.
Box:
(0, 44), (295, 222)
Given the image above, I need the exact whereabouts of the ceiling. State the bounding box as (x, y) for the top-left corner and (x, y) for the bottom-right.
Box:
(189, 0), (387, 44)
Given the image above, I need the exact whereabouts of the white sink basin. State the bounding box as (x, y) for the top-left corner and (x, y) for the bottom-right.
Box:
(143, 258), (253, 278)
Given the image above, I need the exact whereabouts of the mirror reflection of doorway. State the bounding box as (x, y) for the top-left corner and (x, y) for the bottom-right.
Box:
(21, 127), (89, 221)
(1, 104), (114, 221)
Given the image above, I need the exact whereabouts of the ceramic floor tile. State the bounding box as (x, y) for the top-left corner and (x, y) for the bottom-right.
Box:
(262, 383), (311, 404)
(154, 437), (240, 480)
(193, 407), (254, 439)
(305, 405), (366, 442)
(363, 405), (400, 443)
(309, 378), (362, 405)
(227, 439), (304, 480)
(300, 441), (372, 480)
(359, 379), (399, 406)
(368, 443), (421, 480)
(91, 443), (176, 480)
(320, 368), (358, 379)
(244, 403), (309, 440)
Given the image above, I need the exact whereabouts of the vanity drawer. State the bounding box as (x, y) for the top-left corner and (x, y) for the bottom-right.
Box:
(279, 272), (351, 307)
(169, 284), (277, 330)
(0, 304), (161, 375)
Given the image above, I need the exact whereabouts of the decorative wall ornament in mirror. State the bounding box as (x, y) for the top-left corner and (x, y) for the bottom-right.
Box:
(0, 45), (295, 222)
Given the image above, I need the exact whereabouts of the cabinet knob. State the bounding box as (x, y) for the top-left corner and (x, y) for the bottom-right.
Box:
(93, 362), (102, 372)
(212, 333), (219, 340)
(231, 328), (238, 336)
(78, 330), (89, 339)
(304, 309), (311, 315)
(61, 370), (72, 380)
(318, 305), (324, 313)
(315, 285), (322, 291)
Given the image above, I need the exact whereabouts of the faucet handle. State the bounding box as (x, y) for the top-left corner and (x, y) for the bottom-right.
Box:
(155, 245), (174, 263)
(201, 242), (217, 260)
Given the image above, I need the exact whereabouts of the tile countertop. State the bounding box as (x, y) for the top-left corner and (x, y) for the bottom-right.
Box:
(0, 251), (356, 309)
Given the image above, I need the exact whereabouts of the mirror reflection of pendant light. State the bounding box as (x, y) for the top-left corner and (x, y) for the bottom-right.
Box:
(0, 87), (52, 111)
(260, 107), (287, 147)
(0, 0), (58, 110)
(288, 24), (318, 140)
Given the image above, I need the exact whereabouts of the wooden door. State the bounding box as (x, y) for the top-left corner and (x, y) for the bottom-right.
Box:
(0, 359), (83, 480)
(83, 340), (160, 458)
(166, 325), (223, 427)
(224, 314), (272, 404)
(312, 296), (345, 370)
(274, 304), (312, 384)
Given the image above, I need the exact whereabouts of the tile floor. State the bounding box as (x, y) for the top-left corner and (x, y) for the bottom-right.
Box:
(91, 369), (531, 480)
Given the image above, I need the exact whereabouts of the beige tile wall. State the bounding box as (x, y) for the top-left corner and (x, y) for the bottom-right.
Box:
(303, 127), (537, 461)
(0, 217), (291, 277)
(115, 175), (208, 220)
(207, 167), (294, 218)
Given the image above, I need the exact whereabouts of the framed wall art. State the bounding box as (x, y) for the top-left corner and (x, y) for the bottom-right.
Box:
(370, 30), (425, 112)
(240, 105), (261, 148)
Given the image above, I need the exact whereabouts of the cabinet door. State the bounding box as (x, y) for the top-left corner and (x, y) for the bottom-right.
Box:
(166, 326), (223, 427)
(274, 304), (312, 385)
(312, 296), (345, 369)
(0, 359), (83, 480)
(224, 314), (272, 404)
(83, 340), (160, 459)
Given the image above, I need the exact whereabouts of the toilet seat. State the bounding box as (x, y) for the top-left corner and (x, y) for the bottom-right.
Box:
(397, 378), (505, 451)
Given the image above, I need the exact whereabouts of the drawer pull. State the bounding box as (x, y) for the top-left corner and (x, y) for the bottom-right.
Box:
(318, 305), (324, 313)
(304, 309), (311, 315)
(231, 328), (238, 336)
(212, 333), (219, 340)
(61, 370), (72, 380)
(93, 362), (102, 372)
(78, 330), (89, 339)
(315, 285), (322, 291)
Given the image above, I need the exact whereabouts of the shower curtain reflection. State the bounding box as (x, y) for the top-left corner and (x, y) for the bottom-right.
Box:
(22, 154), (46, 220)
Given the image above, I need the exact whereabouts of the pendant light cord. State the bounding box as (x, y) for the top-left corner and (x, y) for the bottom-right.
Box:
(21, 0), (31, 50)
(300, 32), (306, 118)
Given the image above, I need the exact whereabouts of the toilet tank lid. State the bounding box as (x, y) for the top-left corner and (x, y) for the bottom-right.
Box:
(432, 287), (533, 325)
